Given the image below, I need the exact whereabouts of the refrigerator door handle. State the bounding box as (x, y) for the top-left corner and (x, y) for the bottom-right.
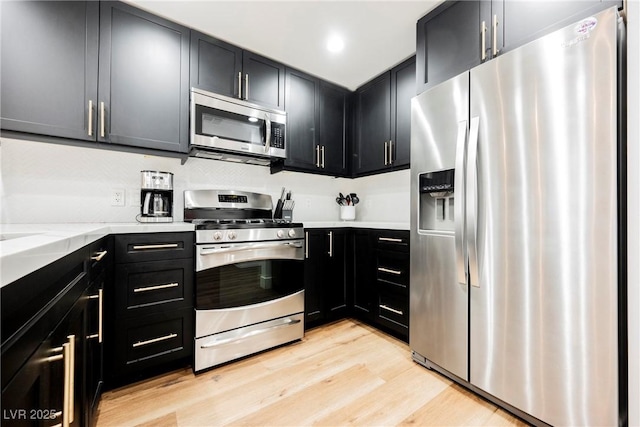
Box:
(454, 120), (468, 286)
(466, 116), (480, 288)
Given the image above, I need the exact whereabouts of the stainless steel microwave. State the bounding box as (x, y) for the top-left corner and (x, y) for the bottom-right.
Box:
(189, 88), (286, 165)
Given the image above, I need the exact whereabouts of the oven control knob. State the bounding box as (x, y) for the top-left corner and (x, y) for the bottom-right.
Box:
(288, 229), (297, 238)
(213, 231), (223, 241)
(277, 229), (285, 239)
(228, 231), (237, 240)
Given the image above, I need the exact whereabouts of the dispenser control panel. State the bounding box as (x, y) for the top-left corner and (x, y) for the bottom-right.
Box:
(420, 169), (455, 193)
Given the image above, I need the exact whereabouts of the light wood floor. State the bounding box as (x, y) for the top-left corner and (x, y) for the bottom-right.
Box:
(96, 319), (528, 426)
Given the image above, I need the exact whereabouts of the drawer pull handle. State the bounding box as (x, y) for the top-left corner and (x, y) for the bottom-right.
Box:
(380, 304), (404, 316)
(133, 282), (179, 293)
(91, 250), (108, 262)
(378, 237), (403, 243)
(132, 243), (179, 251)
(133, 333), (177, 348)
(378, 267), (402, 275)
(200, 319), (301, 349)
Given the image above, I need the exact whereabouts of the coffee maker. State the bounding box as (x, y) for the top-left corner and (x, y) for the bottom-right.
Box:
(139, 170), (173, 222)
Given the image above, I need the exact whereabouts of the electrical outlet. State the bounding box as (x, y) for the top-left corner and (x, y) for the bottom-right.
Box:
(110, 189), (125, 206)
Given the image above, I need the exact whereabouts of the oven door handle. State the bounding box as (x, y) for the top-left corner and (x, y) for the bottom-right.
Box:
(199, 318), (301, 349)
(200, 241), (303, 255)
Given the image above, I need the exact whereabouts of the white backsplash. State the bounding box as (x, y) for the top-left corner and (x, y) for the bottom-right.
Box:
(0, 137), (409, 224)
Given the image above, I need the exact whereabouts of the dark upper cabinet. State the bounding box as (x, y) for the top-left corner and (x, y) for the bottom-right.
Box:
(1, 1), (190, 154)
(98, 1), (190, 152)
(416, 0), (622, 93)
(390, 58), (415, 168)
(190, 31), (284, 110)
(354, 56), (415, 176)
(190, 31), (242, 99)
(242, 51), (285, 109)
(278, 68), (348, 176)
(497, 0), (623, 55)
(0, 1), (99, 141)
(355, 72), (391, 175)
(416, 1), (486, 94)
(319, 81), (349, 176)
(283, 68), (319, 171)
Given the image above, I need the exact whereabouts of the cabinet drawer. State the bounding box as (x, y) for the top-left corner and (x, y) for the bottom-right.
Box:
(115, 232), (194, 263)
(115, 259), (193, 315)
(376, 250), (409, 289)
(115, 308), (193, 373)
(377, 291), (409, 332)
(375, 231), (409, 252)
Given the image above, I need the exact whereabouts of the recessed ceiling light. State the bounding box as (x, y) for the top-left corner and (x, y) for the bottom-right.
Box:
(327, 35), (344, 53)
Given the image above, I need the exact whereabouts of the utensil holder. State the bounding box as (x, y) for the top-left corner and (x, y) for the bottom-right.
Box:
(340, 206), (356, 221)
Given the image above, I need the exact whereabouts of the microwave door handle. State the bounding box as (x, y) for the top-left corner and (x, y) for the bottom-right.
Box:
(264, 113), (271, 153)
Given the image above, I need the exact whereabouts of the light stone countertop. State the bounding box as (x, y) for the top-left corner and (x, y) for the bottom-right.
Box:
(0, 221), (408, 287)
(0, 222), (194, 288)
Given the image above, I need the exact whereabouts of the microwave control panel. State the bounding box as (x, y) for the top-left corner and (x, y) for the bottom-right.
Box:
(271, 123), (285, 149)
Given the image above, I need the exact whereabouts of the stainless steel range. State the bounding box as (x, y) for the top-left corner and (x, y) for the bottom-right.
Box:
(184, 190), (305, 373)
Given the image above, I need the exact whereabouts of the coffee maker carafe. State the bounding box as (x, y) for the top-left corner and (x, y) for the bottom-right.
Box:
(140, 171), (173, 222)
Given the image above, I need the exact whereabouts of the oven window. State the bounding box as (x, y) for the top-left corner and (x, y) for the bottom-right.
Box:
(196, 104), (264, 145)
(196, 259), (303, 310)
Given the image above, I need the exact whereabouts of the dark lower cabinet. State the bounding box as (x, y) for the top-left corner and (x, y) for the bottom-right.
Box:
(85, 237), (112, 427)
(303, 229), (348, 327)
(106, 232), (194, 387)
(353, 230), (376, 321)
(304, 228), (409, 342)
(1, 244), (92, 427)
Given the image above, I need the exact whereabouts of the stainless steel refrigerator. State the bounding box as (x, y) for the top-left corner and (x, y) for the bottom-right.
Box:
(410, 7), (625, 426)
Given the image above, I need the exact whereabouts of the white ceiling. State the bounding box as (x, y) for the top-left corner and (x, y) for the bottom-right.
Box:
(126, 1), (442, 91)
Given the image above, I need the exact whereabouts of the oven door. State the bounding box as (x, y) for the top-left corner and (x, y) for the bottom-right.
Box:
(195, 239), (304, 310)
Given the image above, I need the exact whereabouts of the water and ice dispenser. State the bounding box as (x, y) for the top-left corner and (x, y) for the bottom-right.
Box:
(418, 169), (455, 231)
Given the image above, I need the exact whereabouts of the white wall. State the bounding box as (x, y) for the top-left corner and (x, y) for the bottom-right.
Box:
(0, 137), (410, 224)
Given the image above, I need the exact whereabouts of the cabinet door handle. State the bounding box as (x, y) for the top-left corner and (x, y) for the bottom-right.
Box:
(378, 237), (403, 243)
(132, 243), (179, 251)
(91, 250), (107, 262)
(321, 145), (325, 168)
(492, 14), (499, 57)
(305, 231), (309, 258)
(88, 100), (94, 137)
(481, 20), (487, 61)
(87, 289), (104, 343)
(389, 140), (394, 165)
(99, 101), (106, 138)
(315, 145), (320, 168)
(384, 141), (388, 165)
(133, 282), (179, 293)
(378, 267), (402, 275)
(132, 333), (177, 348)
(238, 71), (242, 99)
(380, 304), (403, 316)
(245, 73), (249, 100)
(45, 338), (73, 427)
(328, 231), (333, 257)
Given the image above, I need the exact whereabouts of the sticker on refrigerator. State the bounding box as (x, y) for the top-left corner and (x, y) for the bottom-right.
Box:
(562, 17), (597, 48)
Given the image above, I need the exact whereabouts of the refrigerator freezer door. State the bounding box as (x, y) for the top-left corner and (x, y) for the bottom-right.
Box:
(469, 8), (619, 426)
(410, 72), (469, 381)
